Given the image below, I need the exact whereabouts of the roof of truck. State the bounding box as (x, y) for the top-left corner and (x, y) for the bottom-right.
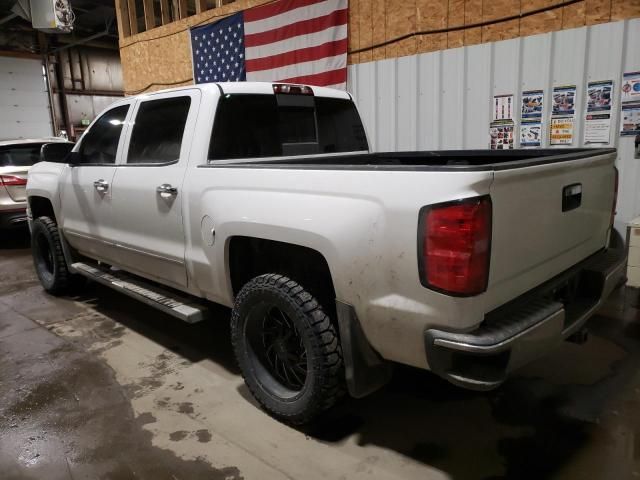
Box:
(135, 81), (351, 101)
(0, 137), (69, 147)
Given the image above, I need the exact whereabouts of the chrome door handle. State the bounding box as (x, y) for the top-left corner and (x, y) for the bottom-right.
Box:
(156, 184), (178, 196)
(93, 179), (109, 192)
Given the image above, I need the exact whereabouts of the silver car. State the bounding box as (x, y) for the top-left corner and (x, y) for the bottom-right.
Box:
(0, 138), (69, 229)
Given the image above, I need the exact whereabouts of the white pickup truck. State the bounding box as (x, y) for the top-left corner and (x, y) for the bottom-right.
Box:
(27, 82), (627, 424)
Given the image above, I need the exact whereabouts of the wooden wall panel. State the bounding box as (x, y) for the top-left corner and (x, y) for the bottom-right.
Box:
(464, 0), (482, 46)
(447, 0), (465, 48)
(370, 0), (386, 61)
(585, 0), (612, 24)
(416, 0), (447, 53)
(611, 0), (640, 20)
(118, 0), (640, 94)
(386, 0), (416, 58)
(520, 0), (562, 37)
(482, 0), (520, 43)
(562, 0), (587, 28)
(348, 0), (360, 64)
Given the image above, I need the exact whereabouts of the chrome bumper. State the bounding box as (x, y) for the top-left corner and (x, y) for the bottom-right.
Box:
(424, 247), (628, 390)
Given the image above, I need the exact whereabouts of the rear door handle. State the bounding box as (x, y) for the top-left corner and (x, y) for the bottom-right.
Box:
(157, 184), (178, 196)
(93, 179), (109, 192)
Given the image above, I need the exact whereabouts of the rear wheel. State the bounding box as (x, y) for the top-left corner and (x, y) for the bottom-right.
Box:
(31, 216), (80, 295)
(231, 274), (345, 424)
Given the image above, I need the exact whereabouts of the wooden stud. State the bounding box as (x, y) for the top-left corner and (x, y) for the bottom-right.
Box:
(160, 0), (171, 25)
(196, 0), (207, 14)
(370, 0), (385, 60)
(447, 0), (465, 48)
(127, 0), (138, 35)
(179, 0), (188, 19)
(143, 0), (156, 31)
(114, 0), (131, 38)
(416, 0), (447, 54)
(562, 0), (587, 28)
(358, 0), (373, 62)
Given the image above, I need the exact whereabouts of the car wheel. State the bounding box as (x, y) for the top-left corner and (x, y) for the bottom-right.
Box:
(31, 216), (78, 295)
(231, 274), (345, 424)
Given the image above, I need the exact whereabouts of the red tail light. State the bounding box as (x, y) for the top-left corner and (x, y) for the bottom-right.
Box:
(610, 166), (618, 227)
(419, 196), (492, 296)
(0, 175), (27, 186)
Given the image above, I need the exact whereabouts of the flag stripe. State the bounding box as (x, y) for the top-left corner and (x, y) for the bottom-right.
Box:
(245, 24), (347, 60)
(246, 53), (345, 82)
(245, 38), (347, 71)
(245, 9), (348, 48)
(244, 0), (326, 23)
(244, 0), (347, 35)
(278, 67), (347, 87)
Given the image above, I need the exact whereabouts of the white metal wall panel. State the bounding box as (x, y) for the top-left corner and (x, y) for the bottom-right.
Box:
(0, 56), (52, 140)
(347, 19), (640, 231)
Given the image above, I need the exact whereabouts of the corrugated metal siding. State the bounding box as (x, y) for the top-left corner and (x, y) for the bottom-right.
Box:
(347, 18), (640, 233)
(0, 57), (52, 140)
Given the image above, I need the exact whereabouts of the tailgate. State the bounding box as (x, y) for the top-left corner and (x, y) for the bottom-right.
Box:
(486, 151), (616, 311)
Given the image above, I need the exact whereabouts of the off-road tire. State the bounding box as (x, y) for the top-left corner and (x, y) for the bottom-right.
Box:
(31, 216), (76, 295)
(231, 274), (345, 425)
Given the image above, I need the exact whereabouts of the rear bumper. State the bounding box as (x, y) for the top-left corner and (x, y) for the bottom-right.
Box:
(0, 208), (28, 229)
(424, 247), (627, 390)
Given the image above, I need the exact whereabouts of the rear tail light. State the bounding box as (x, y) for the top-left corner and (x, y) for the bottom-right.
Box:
(610, 166), (618, 227)
(0, 175), (27, 186)
(419, 196), (492, 296)
(273, 83), (314, 95)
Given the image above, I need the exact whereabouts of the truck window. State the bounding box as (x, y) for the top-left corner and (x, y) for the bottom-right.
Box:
(127, 96), (191, 164)
(78, 105), (129, 164)
(208, 94), (368, 161)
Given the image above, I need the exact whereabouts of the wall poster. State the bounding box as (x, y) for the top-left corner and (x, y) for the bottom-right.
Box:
(550, 117), (575, 145)
(489, 120), (515, 150)
(493, 94), (514, 121)
(586, 80), (613, 112)
(520, 121), (542, 147)
(584, 80), (614, 145)
(621, 72), (640, 104)
(620, 103), (640, 136)
(552, 85), (576, 116)
(521, 90), (544, 120)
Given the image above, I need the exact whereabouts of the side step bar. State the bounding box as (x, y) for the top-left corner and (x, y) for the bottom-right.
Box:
(71, 262), (209, 323)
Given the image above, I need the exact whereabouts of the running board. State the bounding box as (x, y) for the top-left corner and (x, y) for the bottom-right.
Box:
(71, 262), (209, 323)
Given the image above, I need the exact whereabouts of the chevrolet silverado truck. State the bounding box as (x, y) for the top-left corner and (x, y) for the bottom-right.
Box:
(26, 82), (627, 424)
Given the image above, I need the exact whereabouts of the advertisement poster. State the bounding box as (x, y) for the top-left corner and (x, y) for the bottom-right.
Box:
(520, 121), (542, 147)
(621, 72), (640, 104)
(620, 103), (640, 136)
(521, 90), (544, 120)
(550, 117), (575, 145)
(489, 120), (514, 150)
(493, 94), (514, 121)
(584, 113), (611, 144)
(586, 80), (613, 112)
(552, 85), (576, 116)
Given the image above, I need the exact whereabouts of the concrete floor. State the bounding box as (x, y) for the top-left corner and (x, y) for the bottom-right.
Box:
(1, 231), (640, 480)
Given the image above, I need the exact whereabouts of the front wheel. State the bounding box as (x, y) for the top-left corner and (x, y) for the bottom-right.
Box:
(31, 216), (79, 295)
(231, 274), (345, 424)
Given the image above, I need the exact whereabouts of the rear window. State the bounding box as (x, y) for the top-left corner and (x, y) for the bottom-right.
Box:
(209, 94), (368, 161)
(0, 144), (44, 167)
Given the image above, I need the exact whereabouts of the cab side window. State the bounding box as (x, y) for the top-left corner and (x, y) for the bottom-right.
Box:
(127, 97), (191, 164)
(78, 105), (129, 164)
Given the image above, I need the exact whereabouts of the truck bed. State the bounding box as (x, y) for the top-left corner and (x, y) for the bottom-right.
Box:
(208, 148), (616, 171)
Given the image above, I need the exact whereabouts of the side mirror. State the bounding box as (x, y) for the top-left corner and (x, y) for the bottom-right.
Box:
(40, 142), (75, 163)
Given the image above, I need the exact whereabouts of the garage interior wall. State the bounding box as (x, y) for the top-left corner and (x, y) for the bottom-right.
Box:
(49, 47), (124, 137)
(0, 55), (53, 140)
(348, 18), (640, 234)
(115, 0), (640, 95)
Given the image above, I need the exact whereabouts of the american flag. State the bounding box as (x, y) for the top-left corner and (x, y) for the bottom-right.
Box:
(190, 0), (348, 89)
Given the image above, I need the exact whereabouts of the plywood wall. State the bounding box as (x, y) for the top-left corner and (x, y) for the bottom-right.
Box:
(118, 0), (640, 94)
